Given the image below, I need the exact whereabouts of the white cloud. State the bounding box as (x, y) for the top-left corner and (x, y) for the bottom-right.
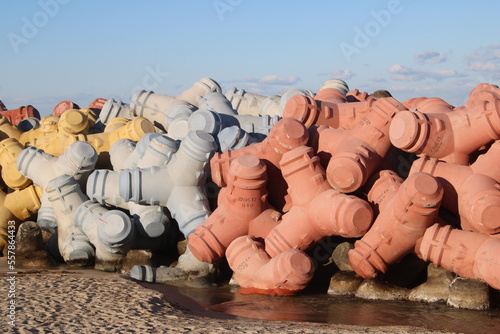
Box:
(317, 69), (355, 80)
(225, 75), (300, 85)
(465, 45), (500, 80)
(389, 64), (425, 81)
(415, 50), (447, 64)
(389, 64), (463, 81)
(469, 63), (498, 71)
(330, 69), (355, 80)
(386, 78), (480, 107)
(221, 75), (302, 95)
(259, 75), (300, 85)
(389, 64), (415, 74)
(466, 45), (500, 63)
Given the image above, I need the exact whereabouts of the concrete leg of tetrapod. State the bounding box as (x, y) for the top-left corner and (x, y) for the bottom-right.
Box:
(45, 174), (95, 266)
(0, 115), (22, 141)
(225, 87), (267, 117)
(188, 155), (280, 264)
(348, 172), (443, 278)
(99, 99), (134, 125)
(176, 77), (222, 107)
(75, 200), (135, 272)
(226, 235), (314, 296)
(0, 137), (32, 189)
(199, 91), (238, 115)
(128, 247), (214, 283)
(416, 223), (500, 290)
(118, 130), (216, 237)
(264, 146), (373, 258)
(390, 83), (500, 165)
(1, 105), (40, 126)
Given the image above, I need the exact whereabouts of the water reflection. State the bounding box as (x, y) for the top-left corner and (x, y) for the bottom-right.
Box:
(157, 284), (500, 334)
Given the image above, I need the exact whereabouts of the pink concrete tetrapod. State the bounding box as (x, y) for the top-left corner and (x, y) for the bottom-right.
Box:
(88, 98), (107, 112)
(416, 223), (500, 290)
(52, 100), (80, 116)
(348, 172), (443, 278)
(282, 91), (374, 130)
(210, 117), (309, 212)
(0, 105), (40, 126)
(390, 83), (500, 165)
(309, 97), (407, 193)
(226, 235), (314, 296)
(264, 146), (373, 258)
(402, 97), (453, 114)
(188, 155), (281, 263)
(346, 89), (374, 103)
(410, 155), (500, 234)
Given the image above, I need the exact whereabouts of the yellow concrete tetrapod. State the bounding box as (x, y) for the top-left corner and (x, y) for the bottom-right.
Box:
(86, 116), (155, 154)
(0, 115), (22, 141)
(0, 138), (32, 189)
(26, 117), (154, 157)
(3, 185), (43, 221)
(18, 115), (59, 146)
(103, 117), (131, 133)
(57, 109), (91, 135)
(0, 184), (43, 252)
(0, 191), (18, 253)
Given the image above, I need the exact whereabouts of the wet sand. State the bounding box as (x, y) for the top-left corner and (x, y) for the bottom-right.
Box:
(0, 266), (456, 334)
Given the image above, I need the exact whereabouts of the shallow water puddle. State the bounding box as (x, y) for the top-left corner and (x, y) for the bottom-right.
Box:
(141, 282), (500, 334)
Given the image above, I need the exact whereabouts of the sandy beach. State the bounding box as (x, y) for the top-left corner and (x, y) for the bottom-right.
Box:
(0, 264), (456, 334)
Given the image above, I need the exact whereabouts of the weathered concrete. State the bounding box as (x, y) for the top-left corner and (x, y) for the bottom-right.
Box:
(17, 250), (55, 268)
(409, 264), (455, 303)
(332, 242), (354, 271)
(447, 277), (490, 310)
(15, 221), (43, 256)
(355, 278), (410, 301)
(328, 271), (364, 296)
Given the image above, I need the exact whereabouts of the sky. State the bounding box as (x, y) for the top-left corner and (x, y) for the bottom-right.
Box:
(1, 0), (499, 117)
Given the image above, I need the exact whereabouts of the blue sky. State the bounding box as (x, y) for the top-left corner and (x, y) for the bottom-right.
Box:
(1, 0), (499, 116)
